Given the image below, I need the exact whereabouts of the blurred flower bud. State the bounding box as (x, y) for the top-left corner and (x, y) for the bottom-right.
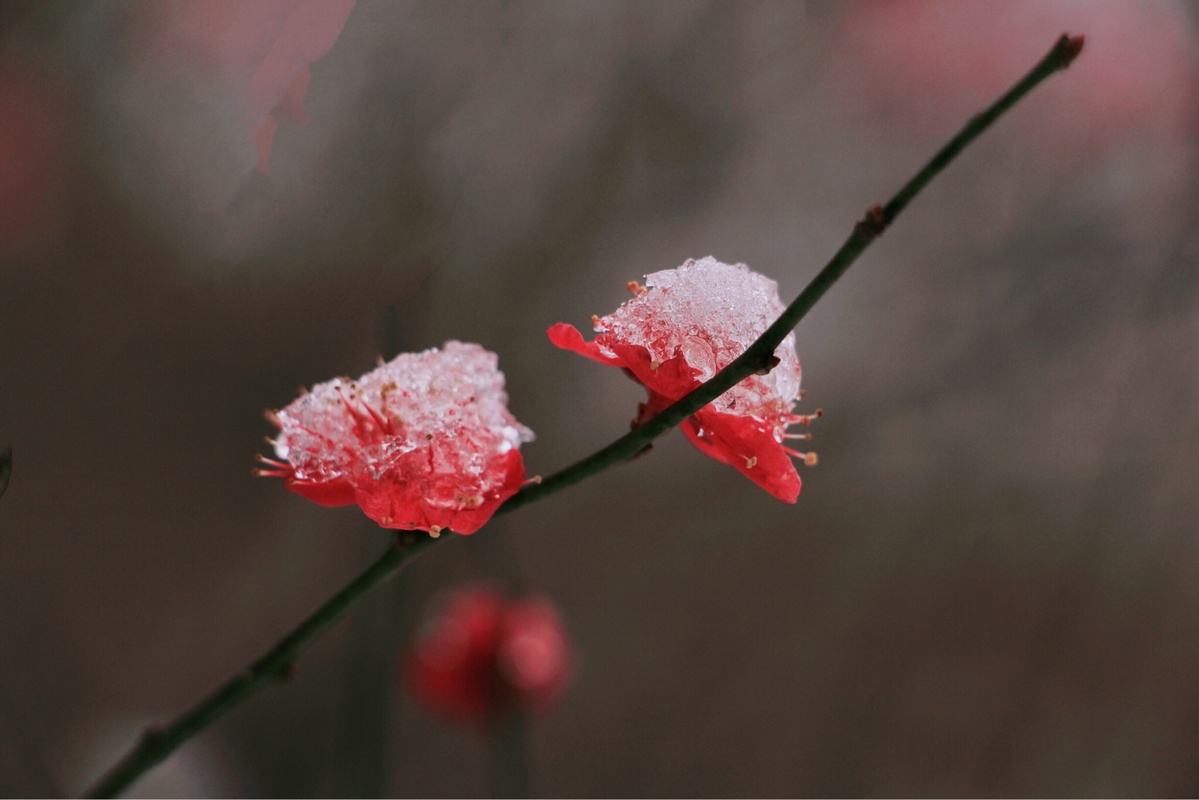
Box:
(406, 585), (574, 724)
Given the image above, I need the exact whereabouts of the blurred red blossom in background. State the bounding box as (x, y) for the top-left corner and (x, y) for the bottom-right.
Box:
(549, 257), (815, 502)
(262, 341), (533, 535)
(406, 585), (575, 724)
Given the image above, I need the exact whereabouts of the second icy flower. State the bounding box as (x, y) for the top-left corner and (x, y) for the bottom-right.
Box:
(548, 257), (817, 502)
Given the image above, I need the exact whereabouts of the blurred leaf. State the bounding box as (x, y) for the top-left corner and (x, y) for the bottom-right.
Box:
(0, 445), (10, 501)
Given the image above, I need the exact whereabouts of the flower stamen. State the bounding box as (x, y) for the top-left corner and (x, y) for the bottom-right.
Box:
(787, 409), (823, 426)
(781, 446), (819, 466)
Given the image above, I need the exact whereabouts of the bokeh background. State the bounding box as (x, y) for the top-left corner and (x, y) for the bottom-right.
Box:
(2, 0), (1198, 796)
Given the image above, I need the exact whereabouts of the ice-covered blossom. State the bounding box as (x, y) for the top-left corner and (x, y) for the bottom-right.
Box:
(258, 341), (533, 535)
(406, 585), (574, 723)
(548, 257), (817, 502)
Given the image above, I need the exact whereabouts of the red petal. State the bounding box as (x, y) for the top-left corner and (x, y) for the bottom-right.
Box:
(600, 341), (697, 400)
(284, 475), (357, 506)
(682, 410), (801, 502)
(354, 449), (525, 535)
(441, 450), (526, 534)
(546, 323), (621, 365)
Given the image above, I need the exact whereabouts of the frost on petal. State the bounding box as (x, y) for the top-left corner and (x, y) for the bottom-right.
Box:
(270, 341), (533, 534)
(548, 257), (811, 501)
(406, 585), (575, 724)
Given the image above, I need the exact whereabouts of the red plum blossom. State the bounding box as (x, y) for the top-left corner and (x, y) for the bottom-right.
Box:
(259, 341), (533, 535)
(549, 257), (817, 502)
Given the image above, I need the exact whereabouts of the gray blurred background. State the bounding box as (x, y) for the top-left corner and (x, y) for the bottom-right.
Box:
(2, 0), (1198, 796)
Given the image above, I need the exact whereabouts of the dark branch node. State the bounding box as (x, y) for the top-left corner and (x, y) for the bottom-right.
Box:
(1060, 33), (1086, 67)
(856, 203), (890, 237)
(754, 354), (782, 376)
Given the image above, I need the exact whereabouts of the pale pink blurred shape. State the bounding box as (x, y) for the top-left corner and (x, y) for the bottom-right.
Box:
(141, 0), (355, 174)
(835, 0), (1199, 148)
(828, 0), (1199, 244)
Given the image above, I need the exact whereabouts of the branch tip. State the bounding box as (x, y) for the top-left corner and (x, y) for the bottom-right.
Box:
(1056, 33), (1085, 68)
